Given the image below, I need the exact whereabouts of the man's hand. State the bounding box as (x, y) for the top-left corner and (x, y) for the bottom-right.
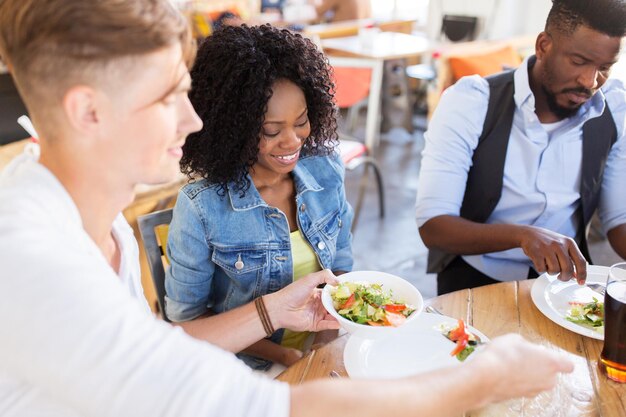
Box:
(466, 334), (574, 404)
(265, 269), (340, 332)
(518, 226), (587, 283)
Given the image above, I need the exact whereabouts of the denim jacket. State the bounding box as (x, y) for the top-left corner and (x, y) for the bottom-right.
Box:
(164, 153), (353, 369)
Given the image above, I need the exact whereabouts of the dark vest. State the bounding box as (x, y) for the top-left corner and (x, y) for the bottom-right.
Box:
(427, 67), (618, 274)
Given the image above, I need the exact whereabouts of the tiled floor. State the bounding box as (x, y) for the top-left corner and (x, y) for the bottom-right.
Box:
(343, 120), (622, 301)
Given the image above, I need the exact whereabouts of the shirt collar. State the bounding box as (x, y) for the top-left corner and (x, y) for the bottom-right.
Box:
(3, 144), (84, 229)
(514, 54), (606, 121)
(227, 158), (323, 211)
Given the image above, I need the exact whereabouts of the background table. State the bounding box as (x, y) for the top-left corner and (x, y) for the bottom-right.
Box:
(304, 18), (416, 40)
(322, 32), (430, 144)
(321, 32), (429, 60)
(277, 280), (626, 416)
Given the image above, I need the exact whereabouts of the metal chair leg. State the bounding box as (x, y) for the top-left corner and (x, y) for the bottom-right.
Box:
(348, 156), (385, 233)
(368, 158), (385, 218)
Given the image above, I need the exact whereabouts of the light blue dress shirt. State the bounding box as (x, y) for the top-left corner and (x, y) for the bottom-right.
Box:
(416, 56), (626, 281)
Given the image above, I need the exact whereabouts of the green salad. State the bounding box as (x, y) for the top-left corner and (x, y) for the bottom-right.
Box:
(439, 320), (479, 362)
(566, 298), (604, 333)
(329, 282), (415, 326)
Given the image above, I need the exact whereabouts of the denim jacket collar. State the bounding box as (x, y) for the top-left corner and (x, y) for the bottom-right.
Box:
(227, 159), (324, 211)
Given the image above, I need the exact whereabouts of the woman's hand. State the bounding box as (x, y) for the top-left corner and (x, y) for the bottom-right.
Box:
(265, 269), (340, 332)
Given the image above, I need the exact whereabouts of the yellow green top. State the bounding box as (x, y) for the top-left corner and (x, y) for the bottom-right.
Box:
(281, 229), (322, 350)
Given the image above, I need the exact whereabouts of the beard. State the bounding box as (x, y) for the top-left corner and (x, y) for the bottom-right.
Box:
(542, 85), (582, 119)
(539, 59), (595, 120)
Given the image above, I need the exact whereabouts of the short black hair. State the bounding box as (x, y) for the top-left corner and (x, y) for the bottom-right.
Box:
(182, 24), (338, 196)
(546, 0), (626, 37)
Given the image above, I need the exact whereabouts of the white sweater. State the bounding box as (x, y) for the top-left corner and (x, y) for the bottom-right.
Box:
(0, 150), (289, 417)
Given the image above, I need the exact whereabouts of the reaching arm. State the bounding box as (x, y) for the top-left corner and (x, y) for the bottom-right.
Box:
(420, 215), (526, 254)
(607, 223), (626, 259)
(175, 270), (340, 352)
(290, 334), (574, 417)
(420, 215), (587, 283)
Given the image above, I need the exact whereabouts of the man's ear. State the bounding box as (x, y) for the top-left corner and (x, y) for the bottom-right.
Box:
(62, 85), (101, 136)
(535, 31), (552, 61)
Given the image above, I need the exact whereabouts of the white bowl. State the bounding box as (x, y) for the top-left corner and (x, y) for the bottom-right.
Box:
(322, 270), (424, 339)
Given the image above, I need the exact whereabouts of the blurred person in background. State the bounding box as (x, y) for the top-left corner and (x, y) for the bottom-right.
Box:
(311, 0), (371, 22)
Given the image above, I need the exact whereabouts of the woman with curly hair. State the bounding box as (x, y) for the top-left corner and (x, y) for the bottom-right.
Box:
(164, 24), (353, 371)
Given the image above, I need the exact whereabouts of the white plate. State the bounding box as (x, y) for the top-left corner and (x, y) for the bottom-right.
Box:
(530, 265), (608, 340)
(343, 312), (489, 379)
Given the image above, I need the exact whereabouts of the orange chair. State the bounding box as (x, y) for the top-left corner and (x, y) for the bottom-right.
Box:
(329, 56), (385, 231)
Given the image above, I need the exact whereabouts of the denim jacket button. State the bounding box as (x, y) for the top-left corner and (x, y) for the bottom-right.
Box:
(317, 241), (326, 250)
(300, 203), (306, 212)
(338, 219), (342, 228)
(235, 254), (244, 270)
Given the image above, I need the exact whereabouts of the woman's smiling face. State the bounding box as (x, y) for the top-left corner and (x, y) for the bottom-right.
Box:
(252, 79), (310, 180)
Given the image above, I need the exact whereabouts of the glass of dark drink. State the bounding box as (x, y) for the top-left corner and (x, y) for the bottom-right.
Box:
(600, 262), (626, 383)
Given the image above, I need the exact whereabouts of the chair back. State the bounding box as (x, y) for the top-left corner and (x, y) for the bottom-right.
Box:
(137, 208), (173, 321)
(328, 56), (384, 153)
(441, 14), (478, 42)
(333, 66), (371, 108)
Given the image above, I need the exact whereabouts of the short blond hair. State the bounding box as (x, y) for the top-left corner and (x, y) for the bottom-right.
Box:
(0, 0), (194, 136)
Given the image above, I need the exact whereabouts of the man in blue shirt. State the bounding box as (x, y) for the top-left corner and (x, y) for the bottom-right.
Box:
(416, 0), (626, 294)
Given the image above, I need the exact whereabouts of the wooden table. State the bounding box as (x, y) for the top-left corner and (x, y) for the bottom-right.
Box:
(277, 280), (626, 416)
(322, 32), (430, 146)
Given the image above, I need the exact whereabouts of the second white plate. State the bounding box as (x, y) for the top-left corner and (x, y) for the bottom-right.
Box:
(343, 312), (489, 379)
(530, 265), (608, 340)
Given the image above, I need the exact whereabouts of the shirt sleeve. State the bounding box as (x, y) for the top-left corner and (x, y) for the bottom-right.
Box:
(415, 75), (490, 228)
(165, 190), (216, 322)
(0, 220), (290, 417)
(598, 78), (626, 233)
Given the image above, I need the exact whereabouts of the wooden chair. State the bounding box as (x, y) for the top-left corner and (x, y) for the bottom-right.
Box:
(137, 208), (173, 321)
(329, 56), (385, 231)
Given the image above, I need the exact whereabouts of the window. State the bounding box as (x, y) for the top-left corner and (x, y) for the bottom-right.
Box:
(370, 0), (429, 25)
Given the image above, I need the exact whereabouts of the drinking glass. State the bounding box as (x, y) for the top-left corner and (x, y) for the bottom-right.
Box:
(600, 262), (626, 383)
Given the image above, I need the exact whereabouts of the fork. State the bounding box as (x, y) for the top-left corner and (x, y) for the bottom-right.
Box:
(425, 305), (444, 315)
(586, 283), (606, 297)
(425, 306), (486, 345)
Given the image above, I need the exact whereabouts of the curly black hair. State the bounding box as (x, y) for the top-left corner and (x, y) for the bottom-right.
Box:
(182, 24), (338, 196)
(547, 0), (626, 37)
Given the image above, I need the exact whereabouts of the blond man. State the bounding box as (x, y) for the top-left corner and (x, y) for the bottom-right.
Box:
(0, 1), (573, 416)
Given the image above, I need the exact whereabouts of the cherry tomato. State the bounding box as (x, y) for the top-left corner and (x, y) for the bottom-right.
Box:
(340, 294), (355, 310)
